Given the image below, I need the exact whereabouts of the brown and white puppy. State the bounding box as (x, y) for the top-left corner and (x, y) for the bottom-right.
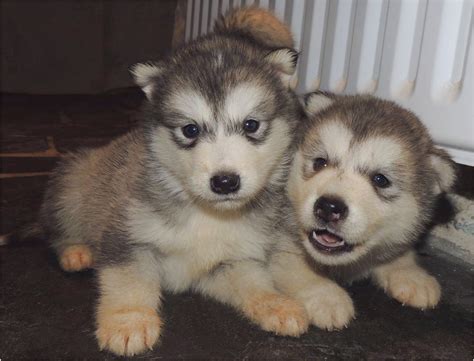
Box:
(270, 92), (456, 331)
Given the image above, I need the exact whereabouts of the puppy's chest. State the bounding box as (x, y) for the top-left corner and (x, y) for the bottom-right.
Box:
(128, 204), (268, 288)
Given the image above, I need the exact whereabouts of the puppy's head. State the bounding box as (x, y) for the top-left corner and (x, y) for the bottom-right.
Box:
(131, 39), (301, 211)
(289, 92), (456, 266)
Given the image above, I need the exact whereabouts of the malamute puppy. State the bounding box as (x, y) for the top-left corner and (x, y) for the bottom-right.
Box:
(270, 92), (456, 331)
(39, 8), (308, 356)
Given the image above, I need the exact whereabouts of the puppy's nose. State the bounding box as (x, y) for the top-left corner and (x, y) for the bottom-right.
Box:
(210, 173), (240, 194)
(314, 196), (348, 223)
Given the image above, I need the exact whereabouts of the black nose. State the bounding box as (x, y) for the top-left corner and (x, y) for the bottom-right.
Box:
(210, 173), (240, 195)
(314, 196), (348, 223)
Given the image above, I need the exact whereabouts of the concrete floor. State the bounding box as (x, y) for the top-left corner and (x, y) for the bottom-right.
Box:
(1, 91), (473, 360)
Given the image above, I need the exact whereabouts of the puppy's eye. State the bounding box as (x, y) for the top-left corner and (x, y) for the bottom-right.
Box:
(182, 124), (200, 139)
(372, 173), (390, 188)
(243, 119), (260, 133)
(313, 157), (328, 171)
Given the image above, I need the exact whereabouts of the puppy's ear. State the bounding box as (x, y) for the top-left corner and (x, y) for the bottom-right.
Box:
(130, 61), (164, 100)
(303, 91), (335, 117)
(264, 48), (298, 87)
(430, 147), (457, 194)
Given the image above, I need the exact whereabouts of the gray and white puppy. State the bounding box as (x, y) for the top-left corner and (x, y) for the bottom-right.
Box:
(40, 8), (308, 356)
(270, 91), (456, 331)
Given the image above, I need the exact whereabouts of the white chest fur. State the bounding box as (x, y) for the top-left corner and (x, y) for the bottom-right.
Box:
(127, 202), (268, 292)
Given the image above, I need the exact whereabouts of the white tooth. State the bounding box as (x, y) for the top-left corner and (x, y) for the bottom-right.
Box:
(312, 230), (317, 239)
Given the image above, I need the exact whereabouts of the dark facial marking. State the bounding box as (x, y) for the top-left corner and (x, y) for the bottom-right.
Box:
(170, 131), (197, 150)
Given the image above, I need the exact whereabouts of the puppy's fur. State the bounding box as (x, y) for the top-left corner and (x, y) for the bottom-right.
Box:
(40, 8), (308, 356)
(270, 92), (456, 330)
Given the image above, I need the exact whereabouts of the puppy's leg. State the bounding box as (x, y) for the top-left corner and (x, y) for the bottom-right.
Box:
(196, 260), (309, 337)
(96, 252), (162, 356)
(270, 251), (355, 331)
(59, 244), (93, 272)
(372, 250), (441, 309)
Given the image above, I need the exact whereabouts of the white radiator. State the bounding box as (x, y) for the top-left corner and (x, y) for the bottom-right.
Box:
(185, 0), (474, 166)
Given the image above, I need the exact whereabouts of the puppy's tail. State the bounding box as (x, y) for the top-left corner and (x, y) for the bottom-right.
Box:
(0, 222), (45, 246)
(215, 7), (294, 49)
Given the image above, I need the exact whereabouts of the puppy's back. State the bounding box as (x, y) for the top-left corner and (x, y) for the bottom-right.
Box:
(40, 130), (146, 252)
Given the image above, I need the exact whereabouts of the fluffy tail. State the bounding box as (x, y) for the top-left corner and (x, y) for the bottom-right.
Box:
(0, 222), (45, 246)
(215, 7), (294, 49)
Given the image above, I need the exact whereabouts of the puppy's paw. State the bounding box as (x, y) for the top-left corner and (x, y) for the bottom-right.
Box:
(302, 284), (355, 331)
(59, 244), (93, 272)
(243, 292), (309, 337)
(96, 306), (162, 356)
(384, 270), (441, 309)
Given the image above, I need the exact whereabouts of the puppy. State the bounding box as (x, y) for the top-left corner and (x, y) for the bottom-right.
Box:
(39, 8), (308, 355)
(270, 91), (456, 330)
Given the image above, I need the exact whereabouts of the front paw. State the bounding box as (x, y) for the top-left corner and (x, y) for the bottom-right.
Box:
(382, 270), (441, 309)
(96, 306), (162, 356)
(243, 292), (309, 337)
(302, 284), (355, 331)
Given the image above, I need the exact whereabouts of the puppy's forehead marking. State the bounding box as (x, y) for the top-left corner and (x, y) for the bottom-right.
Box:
(350, 137), (404, 170)
(224, 83), (268, 121)
(318, 121), (353, 160)
(169, 89), (214, 123)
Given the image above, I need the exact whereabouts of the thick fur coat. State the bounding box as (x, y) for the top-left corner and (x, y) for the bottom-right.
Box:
(40, 8), (308, 356)
(270, 92), (457, 330)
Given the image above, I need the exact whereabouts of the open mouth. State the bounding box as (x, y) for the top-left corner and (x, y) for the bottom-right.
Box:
(308, 229), (353, 254)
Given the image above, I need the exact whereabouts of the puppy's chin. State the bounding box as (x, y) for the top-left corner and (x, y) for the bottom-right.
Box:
(210, 198), (249, 211)
(191, 193), (251, 212)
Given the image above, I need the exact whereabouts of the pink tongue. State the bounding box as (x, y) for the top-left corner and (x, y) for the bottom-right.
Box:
(321, 233), (339, 244)
(315, 232), (344, 247)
